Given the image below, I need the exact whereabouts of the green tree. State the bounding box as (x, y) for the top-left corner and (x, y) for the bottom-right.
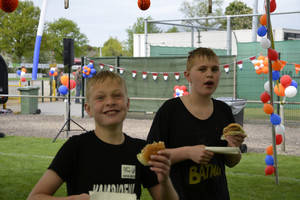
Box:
(0, 1), (40, 62)
(221, 0), (253, 30)
(102, 37), (125, 57)
(166, 26), (180, 33)
(180, 0), (224, 30)
(124, 16), (162, 56)
(44, 18), (88, 63)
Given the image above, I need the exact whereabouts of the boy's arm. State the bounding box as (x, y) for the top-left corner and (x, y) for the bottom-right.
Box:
(27, 169), (89, 200)
(224, 134), (246, 167)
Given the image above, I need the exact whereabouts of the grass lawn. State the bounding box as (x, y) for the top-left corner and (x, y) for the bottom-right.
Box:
(0, 136), (299, 200)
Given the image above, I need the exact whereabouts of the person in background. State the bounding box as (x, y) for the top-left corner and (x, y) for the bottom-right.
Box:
(74, 67), (82, 104)
(56, 71), (64, 99)
(147, 47), (246, 200)
(27, 70), (178, 200)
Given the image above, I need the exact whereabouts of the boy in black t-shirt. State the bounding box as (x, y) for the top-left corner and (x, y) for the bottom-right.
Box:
(28, 71), (178, 200)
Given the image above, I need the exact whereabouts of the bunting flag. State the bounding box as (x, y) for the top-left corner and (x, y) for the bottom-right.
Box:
(223, 64), (229, 74)
(279, 60), (287, 70)
(174, 72), (180, 80)
(109, 66), (114, 71)
(163, 73), (168, 81)
(249, 56), (256, 64)
(236, 60), (243, 70)
(142, 72), (147, 79)
(119, 68), (124, 75)
(99, 63), (104, 70)
(132, 70), (137, 78)
(152, 72), (158, 80)
(295, 64), (300, 74)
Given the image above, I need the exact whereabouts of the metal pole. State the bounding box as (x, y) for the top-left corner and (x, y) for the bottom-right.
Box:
(226, 16), (232, 55)
(252, 0), (258, 42)
(144, 19), (148, 57)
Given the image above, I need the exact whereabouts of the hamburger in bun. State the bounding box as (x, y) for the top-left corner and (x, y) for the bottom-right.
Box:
(137, 141), (165, 166)
(221, 123), (247, 140)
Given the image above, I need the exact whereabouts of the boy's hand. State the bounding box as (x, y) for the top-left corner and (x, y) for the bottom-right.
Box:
(226, 134), (246, 147)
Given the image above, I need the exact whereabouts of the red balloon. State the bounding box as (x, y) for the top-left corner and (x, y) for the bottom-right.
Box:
(276, 134), (283, 145)
(268, 48), (278, 61)
(0, 0), (19, 13)
(270, 0), (277, 13)
(280, 75), (292, 88)
(180, 85), (187, 92)
(265, 165), (275, 175)
(21, 77), (26, 82)
(174, 85), (180, 91)
(66, 79), (76, 90)
(260, 91), (270, 103)
(137, 0), (151, 11)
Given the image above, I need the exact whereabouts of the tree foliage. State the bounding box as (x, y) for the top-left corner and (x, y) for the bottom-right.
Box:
(221, 0), (253, 30)
(101, 37), (126, 57)
(0, 1), (40, 62)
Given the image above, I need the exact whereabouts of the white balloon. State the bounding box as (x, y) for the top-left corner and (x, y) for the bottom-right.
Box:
(260, 37), (271, 49)
(275, 124), (285, 135)
(264, 81), (273, 92)
(285, 86), (297, 98)
(21, 71), (26, 77)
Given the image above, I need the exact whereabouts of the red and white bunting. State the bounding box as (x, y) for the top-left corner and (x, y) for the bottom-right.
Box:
(174, 72), (180, 80)
(249, 56), (256, 64)
(295, 64), (300, 74)
(109, 66), (114, 71)
(119, 68), (124, 75)
(223, 64), (229, 74)
(236, 60), (243, 70)
(142, 72), (147, 79)
(152, 72), (158, 80)
(99, 63), (104, 70)
(163, 73), (168, 81)
(132, 70), (137, 78)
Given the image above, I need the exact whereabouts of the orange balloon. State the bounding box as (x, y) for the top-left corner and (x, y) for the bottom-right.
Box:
(256, 68), (262, 75)
(260, 14), (267, 26)
(61, 75), (69, 86)
(274, 84), (285, 97)
(266, 145), (273, 155)
(262, 66), (269, 74)
(263, 58), (269, 67)
(272, 60), (282, 71)
(258, 55), (265, 60)
(254, 62), (261, 67)
(137, 0), (151, 10)
(53, 71), (58, 77)
(21, 68), (26, 72)
(263, 103), (273, 114)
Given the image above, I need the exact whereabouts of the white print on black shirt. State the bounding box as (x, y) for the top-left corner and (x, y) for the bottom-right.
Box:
(121, 164), (136, 179)
(92, 183), (135, 194)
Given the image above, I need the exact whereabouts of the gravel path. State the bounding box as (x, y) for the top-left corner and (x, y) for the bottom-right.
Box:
(0, 114), (299, 156)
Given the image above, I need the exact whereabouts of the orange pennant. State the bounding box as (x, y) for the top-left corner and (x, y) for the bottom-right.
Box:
(295, 64), (300, 74)
(279, 60), (287, 70)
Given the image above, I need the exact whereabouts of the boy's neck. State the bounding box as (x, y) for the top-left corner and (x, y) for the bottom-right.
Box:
(94, 127), (125, 145)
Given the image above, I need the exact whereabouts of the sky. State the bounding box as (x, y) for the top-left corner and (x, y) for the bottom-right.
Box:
(28, 0), (300, 47)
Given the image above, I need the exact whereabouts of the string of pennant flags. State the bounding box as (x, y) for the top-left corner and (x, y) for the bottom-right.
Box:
(90, 55), (300, 81)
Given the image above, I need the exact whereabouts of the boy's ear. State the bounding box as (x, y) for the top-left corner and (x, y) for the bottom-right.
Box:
(84, 103), (93, 117)
(126, 98), (130, 110)
(184, 70), (191, 82)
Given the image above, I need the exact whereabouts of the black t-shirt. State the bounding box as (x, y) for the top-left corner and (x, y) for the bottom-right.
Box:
(147, 98), (235, 200)
(49, 131), (158, 198)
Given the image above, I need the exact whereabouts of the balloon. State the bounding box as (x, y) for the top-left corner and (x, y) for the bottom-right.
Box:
(261, 66), (269, 74)
(21, 68), (26, 72)
(270, 113), (281, 125)
(53, 71), (58, 76)
(66, 79), (76, 90)
(290, 80), (298, 88)
(275, 124), (285, 135)
(60, 75), (69, 86)
(260, 14), (267, 26)
(21, 77), (26, 82)
(183, 91), (189, 95)
(260, 38), (271, 49)
(265, 155), (274, 166)
(276, 134), (283, 145)
(180, 85), (187, 91)
(255, 68), (262, 75)
(270, 0), (277, 13)
(264, 81), (271, 92)
(17, 70), (21, 76)
(274, 84), (285, 97)
(82, 73), (88, 78)
(58, 85), (68, 95)
(265, 165), (275, 175)
(285, 86), (297, 98)
(266, 145), (273, 155)
(0, 0), (19, 13)
(21, 71), (26, 77)
(272, 70), (280, 81)
(268, 48), (278, 61)
(174, 85), (180, 91)
(91, 68), (97, 75)
(87, 63), (94, 68)
(272, 60), (282, 71)
(257, 26), (267, 37)
(50, 70), (54, 75)
(263, 58), (269, 67)
(257, 55), (265, 61)
(263, 103), (273, 114)
(137, 0), (151, 10)
(260, 91), (270, 103)
(280, 75), (292, 88)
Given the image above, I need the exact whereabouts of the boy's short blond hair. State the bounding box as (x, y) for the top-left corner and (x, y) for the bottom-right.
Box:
(85, 70), (128, 103)
(186, 47), (219, 72)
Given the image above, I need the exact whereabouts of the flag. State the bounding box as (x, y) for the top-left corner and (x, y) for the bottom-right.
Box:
(152, 72), (158, 81)
(174, 72), (180, 80)
(132, 70), (137, 78)
(163, 73), (168, 81)
(249, 56), (256, 64)
(119, 68), (124, 75)
(99, 63), (104, 70)
(279, 60), (287, 70)
(295, 64), (300, 74)
(236, 60), (243, 70)
(109, 66), (114, 71)
(142, 72), (147, 79)
(223, 64), (229, 74)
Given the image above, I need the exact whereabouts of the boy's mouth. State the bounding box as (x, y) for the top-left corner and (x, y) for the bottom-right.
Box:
(204, 81), (214, 86)
(104, 110), (119, 115)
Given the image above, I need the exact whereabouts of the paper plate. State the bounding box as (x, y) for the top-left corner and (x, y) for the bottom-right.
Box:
(205, 147), (240, 155)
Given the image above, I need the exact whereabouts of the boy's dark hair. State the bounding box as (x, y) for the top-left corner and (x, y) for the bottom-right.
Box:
(186, 47), (219, 71)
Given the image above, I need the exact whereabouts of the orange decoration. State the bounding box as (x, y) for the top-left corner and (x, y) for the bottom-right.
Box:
(0, 0), (19, 13)
(274, 83), (285, 97)
(137, 0), (151, 11)
(263, 58), (268, 67)
(262, 66), (269, 74)
(256, 68), (262, 75)
(266, 145), (273, 155)
(272, 60), (282, 71)
(260, 14), (267, 26)
(21, 68), (26, 72)
(53, 71), (58, 77)
(60, 75), (69, 86)
(257, 55), (265, 60)
(263, 103), (273, 114)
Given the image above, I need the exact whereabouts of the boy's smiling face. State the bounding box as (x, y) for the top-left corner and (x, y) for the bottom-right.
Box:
(85, 78), (129, 129)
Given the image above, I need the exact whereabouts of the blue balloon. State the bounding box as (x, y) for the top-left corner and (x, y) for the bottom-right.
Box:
(272, 70), (280, 81)
(91, 68), (97, 75)
(87, 63), (94, 68)
(291, 80), (298, 88)
(257, 26), (267, 37)
(58, 85), (68, 95)
(17, 70), (21, 76)
(82, 73), (88, 78)
(270, 113), (281, 125)
(88, 74), (93, 78)
(265, 155), (274, 166)
(50, 70), (54, 74)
